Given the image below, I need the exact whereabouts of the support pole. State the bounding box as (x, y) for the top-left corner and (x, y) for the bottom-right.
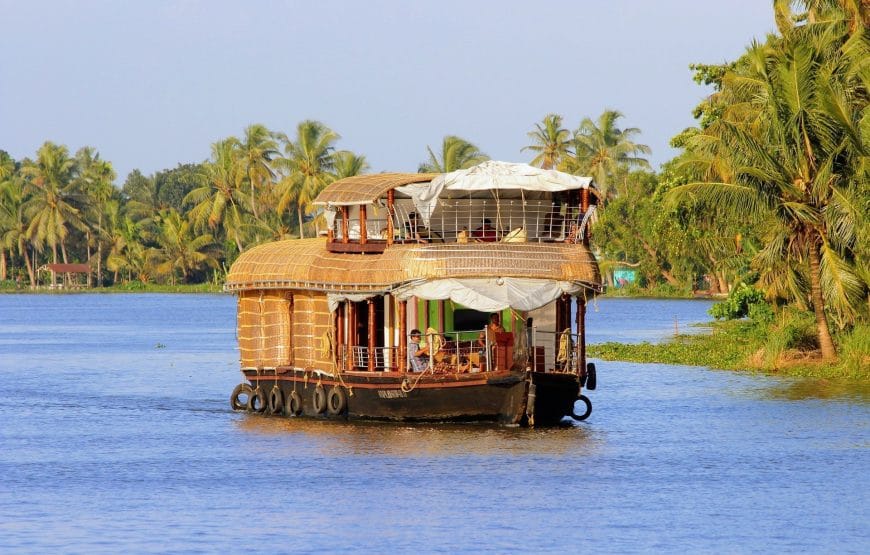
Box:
(578, 296), (587, 374)
(341, 206), (349, 244)
(360, 204), (368, 245)
(581, 188), (590, 246)
(386, 189), (395, 246)
(398, 300), (407, 373)
(346, 301), (356, 370)
(367, 298), (376, 371)
(336, 302), (344, 369)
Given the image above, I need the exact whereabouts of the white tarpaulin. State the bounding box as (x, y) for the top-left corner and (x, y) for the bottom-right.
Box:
(327, 292), (376, 312)
(394, 277), (581, 312)
(395, 161), (595, 224)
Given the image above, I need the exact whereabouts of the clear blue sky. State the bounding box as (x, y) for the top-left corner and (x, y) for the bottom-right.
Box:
(0, 0), (775, 183)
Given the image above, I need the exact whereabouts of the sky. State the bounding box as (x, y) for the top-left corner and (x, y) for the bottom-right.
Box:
(0, 0), (776, 183)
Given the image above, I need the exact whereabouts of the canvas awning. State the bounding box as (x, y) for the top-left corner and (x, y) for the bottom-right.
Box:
(393, 278), (582, 312)
(394, 160), (598, 224)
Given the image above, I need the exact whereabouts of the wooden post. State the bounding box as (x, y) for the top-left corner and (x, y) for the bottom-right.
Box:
(398, 300), (407, 373)
(386, 189), (395, 246)
(384, 294), (393, 371)
(336, 302), (344, 370)
(578, 296), (587, 374)
(554, 296), (563, 368)
(346, 301), (356, 370)
(580, 188), (590, 246)
(341, 206), (349, 244)
(437, 300), (445, 333)
(360, 204), (368, 245)
(367, 298), (376, 371)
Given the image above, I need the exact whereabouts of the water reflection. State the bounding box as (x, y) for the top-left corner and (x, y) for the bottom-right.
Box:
(235, 414), (598, 457)
(760, 378), (870, 403)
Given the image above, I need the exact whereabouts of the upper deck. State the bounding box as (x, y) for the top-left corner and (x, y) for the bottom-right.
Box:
(313, 161), (600, 254)
(225, 161), (603, 296)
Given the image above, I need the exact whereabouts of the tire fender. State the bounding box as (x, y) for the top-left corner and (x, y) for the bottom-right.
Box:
(327, 386), (347, 416)
(248, 387), (267, 413)
(585, 362), (597, 391)
(268, 386), (284, 415)
(230, 383), (253, 411)
(571, 394), (592, 421)
(286, 390), (303, 416)
(312, 385), (327, 414)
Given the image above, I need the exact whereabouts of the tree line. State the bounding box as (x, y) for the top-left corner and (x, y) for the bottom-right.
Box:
(1, 0), (866, 362)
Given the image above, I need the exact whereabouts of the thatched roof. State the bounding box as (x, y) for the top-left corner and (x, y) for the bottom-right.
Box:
(314, 173), (439, 206)
(225, 238), (601, 293)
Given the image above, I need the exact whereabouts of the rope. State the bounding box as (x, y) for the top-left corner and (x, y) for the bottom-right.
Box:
(401, 365), (433, 393)
(326, 313), (353, 396)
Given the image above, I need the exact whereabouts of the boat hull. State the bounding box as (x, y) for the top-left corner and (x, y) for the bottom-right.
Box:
(239, 368), (582, 426)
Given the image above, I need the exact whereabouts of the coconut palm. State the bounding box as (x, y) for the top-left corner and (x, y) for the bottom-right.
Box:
(418, 135), (488, 173)
(75, 147), (117, 286)
(148, 209), (220, 284)
(669, 10), (868, 360)
(565, 110), (651, 199)
(240, 124), (279, 218)
(106, 211), (150, 284)
(332, 150), (369, 179)
(275, 120), (338, 239)
(522, 114), (571, 169)
(20, 142), (86, 285)
(184, 138), (250, 252)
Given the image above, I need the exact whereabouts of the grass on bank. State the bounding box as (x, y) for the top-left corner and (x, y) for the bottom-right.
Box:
(589, 315), (870, 381)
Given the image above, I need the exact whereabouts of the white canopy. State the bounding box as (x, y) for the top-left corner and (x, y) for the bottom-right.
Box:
(395, 160), (595, 224)
(393, 277), (582, 312)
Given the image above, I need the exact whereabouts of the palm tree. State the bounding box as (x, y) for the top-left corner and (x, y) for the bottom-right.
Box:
(522, 114), (571, 169)
(565, 110), (651, 199)
(20, 142), (86, 286)
(148, 209), (220, 284)
(0, 175), (38, 287)
(332, 150), (369, 179)
(75, 147), (116, 286)
(184, 138), (250, 252)
(0, 151), (16, 280)
(669, 8), (868, 360)
(418, 135), (488, 173)
(106, 211), (150, 284)
(240, 124), (279, 218)
(275, 120), (338, 238)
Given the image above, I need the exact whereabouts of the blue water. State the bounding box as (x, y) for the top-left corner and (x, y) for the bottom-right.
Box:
(0, 294), (867, 553)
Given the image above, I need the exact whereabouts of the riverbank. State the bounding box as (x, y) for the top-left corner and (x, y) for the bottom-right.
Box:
(0, 280), (224, 294)
(589, 319), (870, 382)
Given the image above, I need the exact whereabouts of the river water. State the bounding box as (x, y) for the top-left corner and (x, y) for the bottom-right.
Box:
(0, 294), (867, 553)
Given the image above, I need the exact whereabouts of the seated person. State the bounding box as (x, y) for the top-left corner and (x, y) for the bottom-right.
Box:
(471, 219), (498, 242)
(404, 212), (430, 243)
(408, 329), (429, 372)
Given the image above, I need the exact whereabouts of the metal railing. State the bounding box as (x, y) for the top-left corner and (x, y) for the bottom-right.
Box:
(331, 201), (595, 245)
(337, 328), (585, 375)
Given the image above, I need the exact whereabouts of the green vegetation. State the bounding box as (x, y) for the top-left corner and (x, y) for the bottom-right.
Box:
(0, 1), (865, 371)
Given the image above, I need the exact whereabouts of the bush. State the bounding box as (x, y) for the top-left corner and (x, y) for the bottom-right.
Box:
(837, 323), (870, 378)
(709, 283), (767, 320)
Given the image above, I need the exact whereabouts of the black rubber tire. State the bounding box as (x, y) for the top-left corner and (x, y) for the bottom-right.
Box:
(571, 395), (592, 421)
(327, 387), (347, 416)
(286, 390), (303, 416)
(312, 385), (327, 414)
(268, 386), (284, 415)
(586, 362), (597, 391)
(230, 383), (253, 411)
(248, 387), (267, 413)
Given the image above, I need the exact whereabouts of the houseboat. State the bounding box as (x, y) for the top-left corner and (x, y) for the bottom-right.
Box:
(225, 161), (603, 426)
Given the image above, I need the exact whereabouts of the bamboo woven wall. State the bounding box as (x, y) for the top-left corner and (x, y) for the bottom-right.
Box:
(237, 290), (293, 368)
(291, 291), (333, 370)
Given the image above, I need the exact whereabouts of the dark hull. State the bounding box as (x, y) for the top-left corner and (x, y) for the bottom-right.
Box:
(240, 367), (582, 426)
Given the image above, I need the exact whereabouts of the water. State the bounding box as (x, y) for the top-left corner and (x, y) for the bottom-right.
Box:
(0, 294), (867, 553)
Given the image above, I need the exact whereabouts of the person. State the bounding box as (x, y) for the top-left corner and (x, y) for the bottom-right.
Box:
(404, 212), (429, 243)
(485, 313), (505, 346)
(408, 329), (429, 372)
(471, 218), (497, 242)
